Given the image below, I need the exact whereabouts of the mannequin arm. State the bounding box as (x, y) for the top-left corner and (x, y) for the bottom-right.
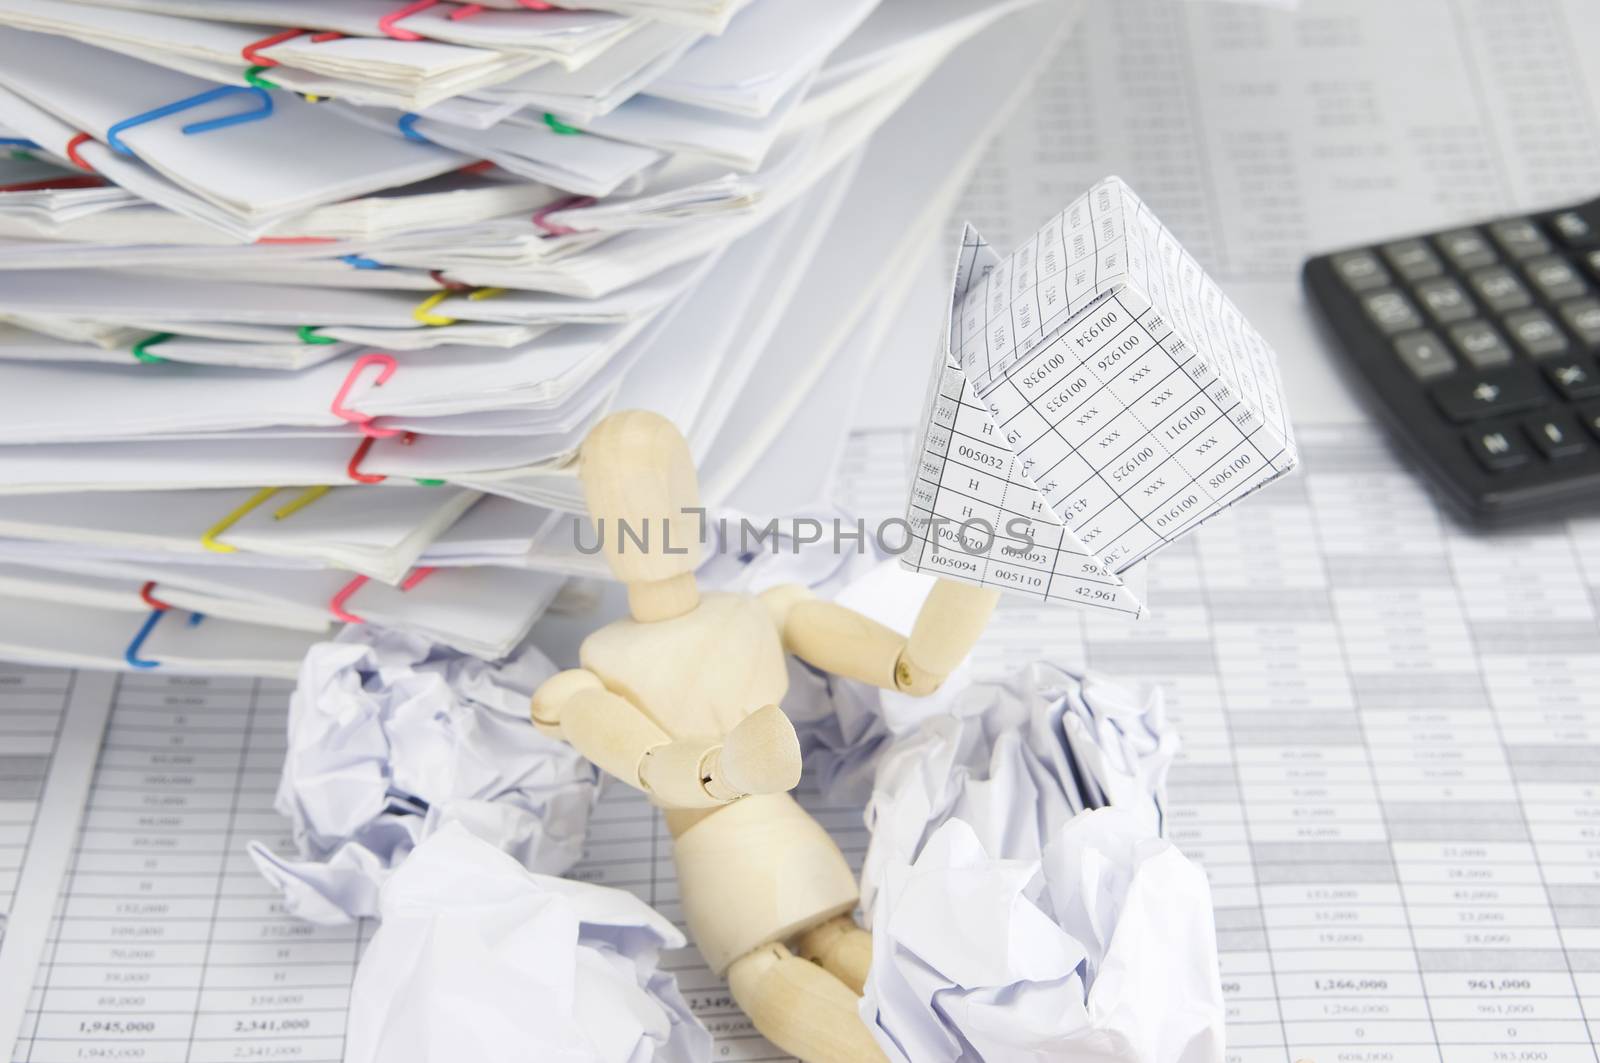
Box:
(530, 669), (800, 808)
(764, 578), (1001, 696)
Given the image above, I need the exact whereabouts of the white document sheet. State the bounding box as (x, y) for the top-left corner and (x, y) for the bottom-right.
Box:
(900, 178), (1297, 614)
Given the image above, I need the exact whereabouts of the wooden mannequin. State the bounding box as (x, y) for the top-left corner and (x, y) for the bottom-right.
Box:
(530, 411), (1000, 1063)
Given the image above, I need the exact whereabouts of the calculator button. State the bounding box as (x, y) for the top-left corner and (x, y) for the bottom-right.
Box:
(1380, 239), (1444, 281)
(1524, 414), (1590, 460)
(1556, 297), (1600, 349)
(1580, 402), (1600, 441)
(1467, 266), (1533, 313)
(1447, 320), (1514, 369)
(1432, 368), (1547, 423)
(1413, 277), (1475, 324)
(1393, 330), (1457, 380)
(1361, 289), (1425, 334)
(1436, 228), (1498, 270)
(1466, 426), (1532, 472)
(1503, 308), (1571, 359)
(1552, 210), (1596, 247)
(1524, 254), (1590, 302)
(1489, 218), (1552, 259)
(1544, 356), (1600, 400)
(1332, 250), (1392, 292)
(1584, 249), (1600, 281)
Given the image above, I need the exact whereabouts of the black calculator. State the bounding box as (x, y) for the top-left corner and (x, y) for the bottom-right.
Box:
(1302, 195), (1600, 523)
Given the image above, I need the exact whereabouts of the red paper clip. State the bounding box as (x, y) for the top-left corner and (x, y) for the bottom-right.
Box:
(346, 436), (386, 483)
(242, 27), (305, 66)
(139, 581), (173, 611)
(329, 566), (435, 624)
(331, 354), (401, 438)
(532, 194), (596, 237)
(0, 175), (105, 193)
(65, 132), (94, 171)
(429, 269), (470, 291)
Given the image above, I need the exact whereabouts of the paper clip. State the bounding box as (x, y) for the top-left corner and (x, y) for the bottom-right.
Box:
(457, 159), (494, 175)
(412, 291), (457, 326)
(107, 86), (274, 156)
(452, 0), (552, 17)
(397, 113), (430, 143)
(133, 333), (173, 364)
(429, 269), (469, 291)
(139, 581), (174, 611)
(242, 27), (306, 65)
(64, 133), (94, 171)
(275, 485), (328, 519)
(200, 486), (326, 552)
(331, 353), (402, 437)
(532, 195), (596, 237)
(543, 113), (582, 136)
(244, 67), (279, 90)
(201, 487), (279, 552)
(346, 436), (387, 483)
(124, 609), (167, 668)
(379, 0), (443, 39)
(298, 326), (336, 345)
(0, 136), (38, 149)
(342, 254), (387, 270)
(330, 567), (436, 624)
(0, 175), (105, 193)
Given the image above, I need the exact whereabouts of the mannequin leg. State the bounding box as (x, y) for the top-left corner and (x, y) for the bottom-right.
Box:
(796, 914), (872, 994)
(727, 943), (886, 1063)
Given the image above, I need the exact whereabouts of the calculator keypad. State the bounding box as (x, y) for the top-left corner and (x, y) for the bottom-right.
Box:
(1307, 196), (1600, 519)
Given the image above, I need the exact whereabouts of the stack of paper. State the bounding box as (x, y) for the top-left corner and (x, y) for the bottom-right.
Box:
(0, 0), (1079, 674)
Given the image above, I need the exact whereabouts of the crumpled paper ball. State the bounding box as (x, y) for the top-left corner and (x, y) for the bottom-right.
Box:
(249, 624), (600, 923)
(345, 823), (710, 1063)
(852, 652), (1220, 1063)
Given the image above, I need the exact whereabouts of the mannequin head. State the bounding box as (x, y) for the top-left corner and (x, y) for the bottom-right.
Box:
(578, 410), (703, 622)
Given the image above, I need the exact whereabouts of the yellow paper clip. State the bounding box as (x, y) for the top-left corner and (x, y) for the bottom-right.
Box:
(201, 486), (327, 552)
(468, 287), (506, 301)
(275, 485), (329, 519)
(413, 290), (457, 326)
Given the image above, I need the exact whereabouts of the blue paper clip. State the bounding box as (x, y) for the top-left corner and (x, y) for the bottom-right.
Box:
(397, 113), (429, 143)
(107, 85), (274, 156)
(340, 254), (388, 270)
(124, 599), (206, 668)
(0, 136), (39, 149)
(124, 608), (166, 668)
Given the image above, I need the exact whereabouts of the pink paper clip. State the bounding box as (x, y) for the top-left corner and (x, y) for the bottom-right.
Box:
(452, 0), (552, 17)
(331, 354), (401, 438)
(532, 195), (596, 237)
(329, 566), (436, 624)
(378, 0), (441, 40)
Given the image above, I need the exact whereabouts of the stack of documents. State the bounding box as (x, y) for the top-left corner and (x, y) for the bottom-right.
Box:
(0, 0), (1076, 674)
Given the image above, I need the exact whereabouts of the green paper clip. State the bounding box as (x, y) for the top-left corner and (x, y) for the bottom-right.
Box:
(298, 325), (336, 345)
(543, 113), (583, 136)
(415, 478), (446, 486)
(244, 66), (279, 90)
(133, 333), (173, 364)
